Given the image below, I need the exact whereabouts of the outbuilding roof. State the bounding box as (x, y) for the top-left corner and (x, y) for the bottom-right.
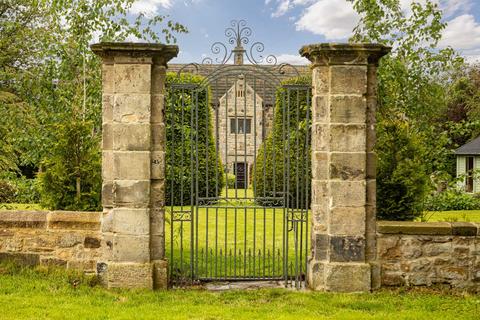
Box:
(455, 135), (480, 155)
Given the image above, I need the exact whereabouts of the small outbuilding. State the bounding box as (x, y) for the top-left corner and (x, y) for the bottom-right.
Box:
(455, 136), (480, 193)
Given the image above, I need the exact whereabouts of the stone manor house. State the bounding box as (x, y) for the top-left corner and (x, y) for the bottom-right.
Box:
(169, 49), (309, 188)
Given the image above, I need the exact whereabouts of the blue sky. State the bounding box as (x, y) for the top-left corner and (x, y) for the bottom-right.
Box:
(129, 0), (480, 64)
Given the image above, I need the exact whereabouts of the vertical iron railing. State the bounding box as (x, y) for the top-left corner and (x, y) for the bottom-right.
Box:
(166, 68), (311, 288)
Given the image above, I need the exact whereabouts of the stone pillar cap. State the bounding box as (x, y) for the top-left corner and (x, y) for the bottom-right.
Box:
(300, 43), (391, 66)
(91, 42), (179, 64)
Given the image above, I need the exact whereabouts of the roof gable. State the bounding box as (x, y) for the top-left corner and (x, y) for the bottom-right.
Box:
(455, 135), (480, 155)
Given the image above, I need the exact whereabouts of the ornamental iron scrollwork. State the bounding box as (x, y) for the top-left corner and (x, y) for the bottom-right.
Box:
(201, 19), (277, 66)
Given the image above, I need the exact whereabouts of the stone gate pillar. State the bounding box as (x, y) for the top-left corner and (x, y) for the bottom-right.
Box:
(92, 43), (178, 289)
(300, 43), (390, 292)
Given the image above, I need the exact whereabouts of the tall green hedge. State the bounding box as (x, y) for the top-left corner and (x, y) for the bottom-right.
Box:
(253, 76), (311, 209)
(165, 73), (224, 206)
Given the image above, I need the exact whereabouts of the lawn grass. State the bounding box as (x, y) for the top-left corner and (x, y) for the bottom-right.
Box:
(0, 203), (43, 211)
(0, 263), (478, 320)
(421, 210), (480, 222)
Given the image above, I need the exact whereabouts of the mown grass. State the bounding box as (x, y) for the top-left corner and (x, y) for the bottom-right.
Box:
(0, 263), (478, 320)
(422, 210), (480, 222)
(0, 203), (43, 210)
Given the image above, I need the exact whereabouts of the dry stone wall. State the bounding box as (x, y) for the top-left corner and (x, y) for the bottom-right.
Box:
(377, 221), (480, 292)
(0, 210), (102, 273)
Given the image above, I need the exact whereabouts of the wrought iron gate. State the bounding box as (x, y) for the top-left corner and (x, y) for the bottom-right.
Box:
(165, 20), (311, 288)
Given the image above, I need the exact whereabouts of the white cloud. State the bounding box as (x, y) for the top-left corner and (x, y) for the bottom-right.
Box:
(130, 0), (174, 15)
(295, 0), (359, 40)
(439, 14), (480, 50)
(276, 53), (309, 65)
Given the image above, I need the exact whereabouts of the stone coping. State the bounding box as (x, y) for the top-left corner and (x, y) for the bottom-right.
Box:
(377, 221), (479, 236)
(91, 42), (179, 62)
(300, 43), (391, 66)
(0, 210), (101, 231)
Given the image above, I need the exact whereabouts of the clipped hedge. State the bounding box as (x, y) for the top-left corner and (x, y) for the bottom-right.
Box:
(165, 73), (224, 205)
(424, 189), (480, 211)
(253, 76), (311, 209)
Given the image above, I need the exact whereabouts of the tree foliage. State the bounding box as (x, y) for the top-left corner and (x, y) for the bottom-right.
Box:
(0, 0), (187, 209)
(350, 0), (466, 219)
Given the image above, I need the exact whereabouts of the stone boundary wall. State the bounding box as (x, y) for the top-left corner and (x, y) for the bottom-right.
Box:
(0, 210), (102, 273)
(377, 221), (480, 292)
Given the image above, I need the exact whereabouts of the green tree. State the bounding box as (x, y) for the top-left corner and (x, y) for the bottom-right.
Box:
(350, 0), (464, 219)
(1, 0), (187, 209)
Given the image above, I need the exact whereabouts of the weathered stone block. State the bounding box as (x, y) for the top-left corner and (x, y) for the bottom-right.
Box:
(312, 180), (329, 206)
(102, 123), (113, 150)
(113, 123), (151, 151)
(102, 94), (114, 123)
(84, 237), (101, 249)
(451, 222), (478, 236)
(151, 124), (166, 151)
(106, 262), (153, 289)
(324, 263), (371, 292)
(377, 221), (452, 235)
(113, 94), (151, 123)
(330, 124), (366, 152)
(102, 181), (114, 208)
(150, 180), (165, 208)
(0, 210), (47, 229)
(40, 257), (67, 267)
(102, 151), (114, 181)
(308, 261), (325, 290)
(150, 208), (165, 236)
(311, 204), (328, 233)
(151, 65), (166, 95)
(330, 236), (365, 262)
(112, 234), (150, 263)
(312, 124), (329, 152)
(113, 180), (150, 207)
(330, 66), (367, 95)
(150, 234), (165, 260)
(312, 152), (328, 180)
(47, 211), (101, 231)
(151, 94), (165, 124)
(366, 179), (376, 206)
(0, 252), (40, 266)
(151, 151), (165, 179)
(59, 233), (83, 248)
(330, 180), (366, 207)
(330, 207), (366, 236)
(113, 151), (150, 180)
(330, 96), (366, 124)
(330, 152), (365, 180)
(102, 63), (115, 94)
(313, 95), (328, 123)
(314, 233), (328, 260)
(312, 67), (329, 95)
(111, 208), (150, 236)
(153, 259), (168, 289)
(366, 152), (376, 179)
(114, 64), (151, 94)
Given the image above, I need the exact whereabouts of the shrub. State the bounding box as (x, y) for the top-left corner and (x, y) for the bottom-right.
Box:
(37, 120), (101, 211)
(165, 73), (224, 205)
(0, 180), (17, 203)
(424, 189), (480, 211)
(376, 119), (431, 221)
(225, 173), (236, 189)
(13, 178), (40, 204)
(253, 76), (311, 209)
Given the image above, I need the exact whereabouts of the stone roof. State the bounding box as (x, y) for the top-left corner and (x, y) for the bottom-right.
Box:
(455, 135), (480, 155)
(167, 63), (310, 106)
